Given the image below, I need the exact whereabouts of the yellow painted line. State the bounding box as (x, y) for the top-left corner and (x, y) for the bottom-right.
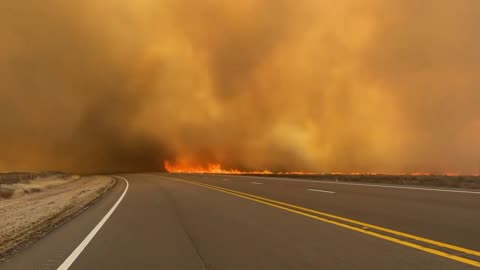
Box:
(183, 179), (480, 257)
(163, 176), (480, 268)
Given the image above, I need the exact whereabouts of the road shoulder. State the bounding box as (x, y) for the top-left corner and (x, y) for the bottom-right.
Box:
(0, 176), (125, 270)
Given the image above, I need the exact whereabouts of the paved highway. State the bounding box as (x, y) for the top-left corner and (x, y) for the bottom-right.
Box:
(1, 173), (480, 269)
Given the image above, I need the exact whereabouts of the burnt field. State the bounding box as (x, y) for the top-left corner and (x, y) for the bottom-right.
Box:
(250, 174), (480, 190)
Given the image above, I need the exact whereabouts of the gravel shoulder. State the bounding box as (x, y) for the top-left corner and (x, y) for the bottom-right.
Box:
(0, 175), (115, 258)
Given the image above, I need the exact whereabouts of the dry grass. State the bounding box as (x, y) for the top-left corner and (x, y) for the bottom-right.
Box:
(0, 187), (14, 199)
(0, 175), (79, 199)
(0, 175), (115, 258)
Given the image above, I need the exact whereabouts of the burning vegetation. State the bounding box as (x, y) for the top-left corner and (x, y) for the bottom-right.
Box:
(164, 161), (274, 174)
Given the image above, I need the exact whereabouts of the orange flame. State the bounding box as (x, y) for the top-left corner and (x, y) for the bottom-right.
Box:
(164, 160), (477, 176)
(164, 160), (319, 174)
(164, 160), (274, 174)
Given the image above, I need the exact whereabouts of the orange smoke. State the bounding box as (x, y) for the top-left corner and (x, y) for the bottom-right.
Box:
(1, 1), (480, 174)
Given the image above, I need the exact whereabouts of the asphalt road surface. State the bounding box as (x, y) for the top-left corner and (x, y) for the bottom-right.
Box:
(2, 173), (480, 269)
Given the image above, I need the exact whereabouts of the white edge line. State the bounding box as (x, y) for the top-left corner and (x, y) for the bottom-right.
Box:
(141, 173), (480, 194)
(57, 176), (129, 270)
(251, 182), (264, 185)
(307, 189), (336, 194)
(308, 181), (480, 194)
(162, 174), (479, 195)
(228, 175), (480, 194)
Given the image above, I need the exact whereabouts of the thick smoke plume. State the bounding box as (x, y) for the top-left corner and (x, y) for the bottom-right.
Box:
(1, 0), (479, 174)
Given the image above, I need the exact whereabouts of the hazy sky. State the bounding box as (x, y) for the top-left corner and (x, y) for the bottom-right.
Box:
(1, 0), (479, 173)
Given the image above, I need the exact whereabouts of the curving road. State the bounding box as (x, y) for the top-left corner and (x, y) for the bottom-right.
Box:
(2, 173), (480, 269)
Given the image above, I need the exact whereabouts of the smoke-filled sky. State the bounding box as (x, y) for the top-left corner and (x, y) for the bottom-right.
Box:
(1, 0), (479, 173)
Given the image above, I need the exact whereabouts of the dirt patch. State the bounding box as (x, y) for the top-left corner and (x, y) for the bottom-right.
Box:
(0, 175), (115, 259)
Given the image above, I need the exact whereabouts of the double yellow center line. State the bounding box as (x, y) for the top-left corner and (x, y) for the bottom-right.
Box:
(165, 176), (480, 268)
